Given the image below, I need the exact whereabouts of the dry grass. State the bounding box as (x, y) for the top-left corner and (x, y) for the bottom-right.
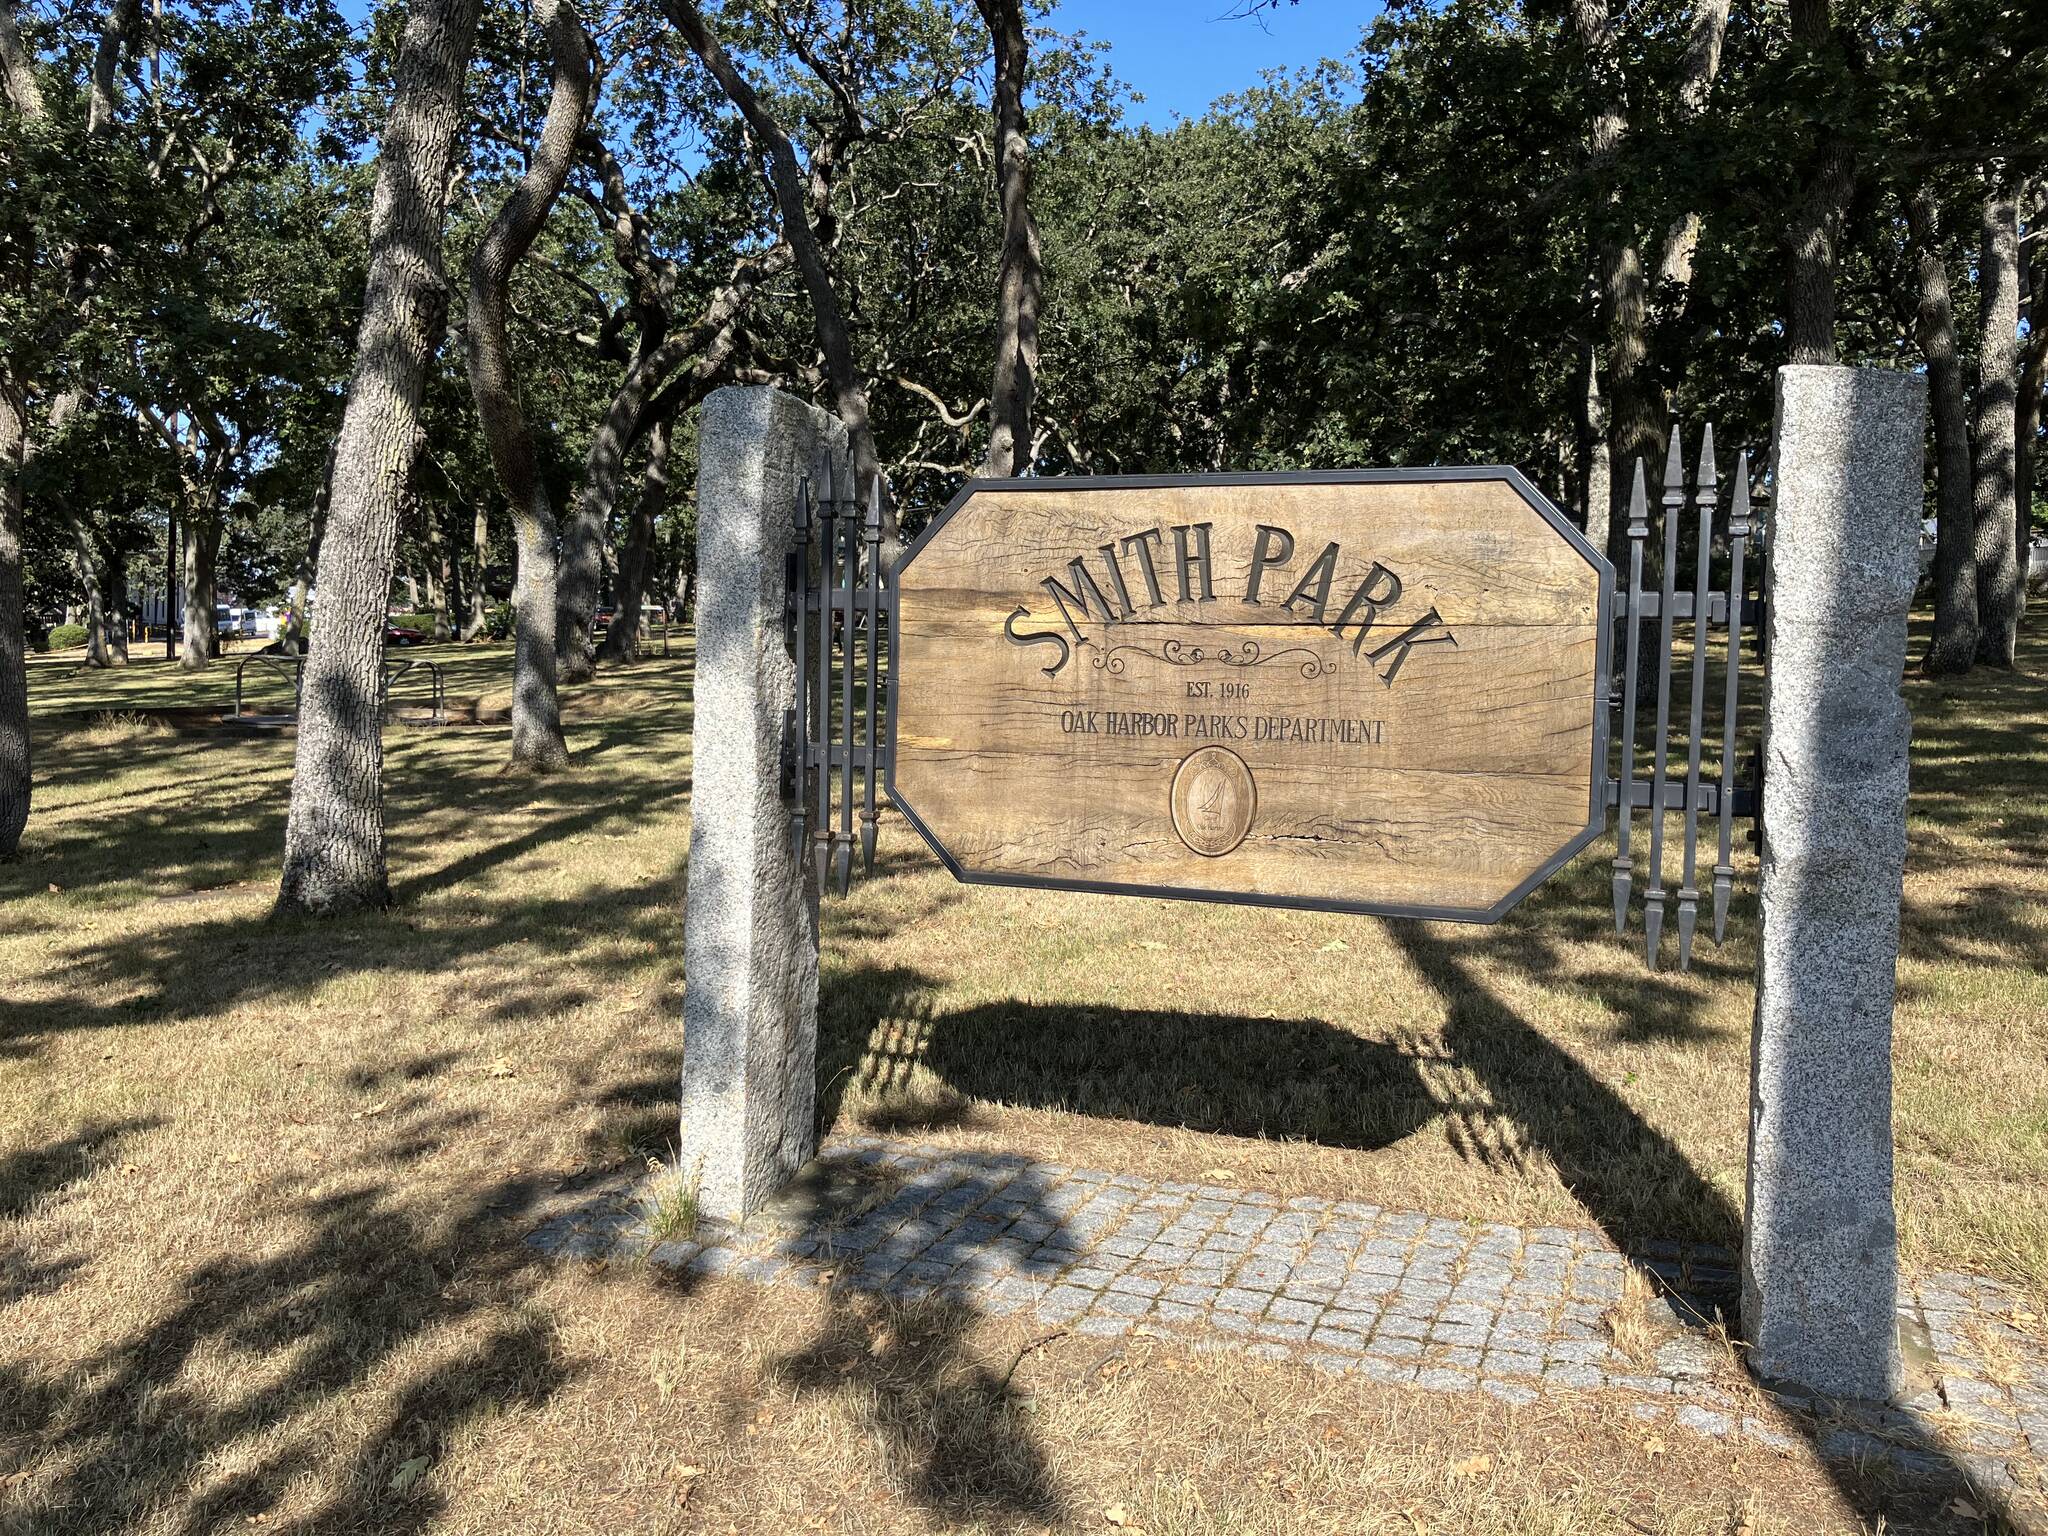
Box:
(2, 626), (2044, 1533)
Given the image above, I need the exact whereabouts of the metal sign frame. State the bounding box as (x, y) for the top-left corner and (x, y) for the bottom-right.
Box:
(882, 467), (1615, 926)
(784, 429), (1763, 971)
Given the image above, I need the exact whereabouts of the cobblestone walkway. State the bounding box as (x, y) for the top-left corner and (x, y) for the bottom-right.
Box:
(529, 1135), (2047, 1513)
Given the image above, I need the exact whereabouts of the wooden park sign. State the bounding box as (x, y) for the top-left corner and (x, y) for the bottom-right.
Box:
(886, 471), (1614, 921)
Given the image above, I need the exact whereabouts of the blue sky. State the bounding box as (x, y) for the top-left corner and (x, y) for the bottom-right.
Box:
(330, 1), (1375, 127)
(1044, 0), (1373, 125)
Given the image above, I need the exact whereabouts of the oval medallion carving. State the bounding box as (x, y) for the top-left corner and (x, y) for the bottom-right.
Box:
(1170, 746), (1256, 857)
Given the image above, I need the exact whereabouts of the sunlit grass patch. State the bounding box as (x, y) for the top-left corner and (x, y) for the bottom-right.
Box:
(1, 621), (2041, 1532)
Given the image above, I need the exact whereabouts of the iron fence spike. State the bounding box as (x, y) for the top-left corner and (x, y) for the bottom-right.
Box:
(1613, 456), (1650, 930)
(1675, 425), (1716, 966)
(1661, 424), (1686, 502)
(834, 838), (852, 896)
(1645, 429), (1682, 947)
(1644, 893), (1665, 968)
(861, 819), (877, 875)
(1715, 449), (1754, 948)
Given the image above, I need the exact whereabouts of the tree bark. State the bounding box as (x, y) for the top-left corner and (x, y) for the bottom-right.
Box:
(463, 502), (490, 640)
(1974, 175), (2023, 666)
(1906, 187), (1979, 675)
(0, 376), (29, 857)
(1581, 335), (1610, 548)
(101, 534), (128, 663)
(465, 0), (593, 770)
(179, 508), (220, 667)
(552, 140), (785, 680)
(1783, 0), (1854, 365)
(283, 445), (333, 656)
(598, 413), (670, 665)
(0, 0), (46, 855)
(974, 0), (1041, 478)
(70, 515), (114, 666)
(2016, 187), (2045, 611)
(276, 0), (483, 915)
(1652, 0), (1730, 293)
(426, 500), (454, 640)
(661, 0), (890, 542)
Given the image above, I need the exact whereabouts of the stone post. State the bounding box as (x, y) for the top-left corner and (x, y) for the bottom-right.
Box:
(679, 386), (841, 1223)
(1743, 364), (1926, 1402)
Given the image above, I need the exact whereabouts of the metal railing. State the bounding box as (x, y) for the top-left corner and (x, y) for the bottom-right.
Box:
(1607, 424), (1764, 972)
(783, 445), (890, 896)
(232, 653), (448, 727)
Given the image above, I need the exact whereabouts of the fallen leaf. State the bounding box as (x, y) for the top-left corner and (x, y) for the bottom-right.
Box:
(2011, 1311), (2038, 1326)
(1200, 1168), (1234, 1181)
(1317, 938), (1348, 952)
(1137, 940), (1167, 951)
(487, 1059), (516, 1079)
(1399, 1507), (1427, 1534)
(388, 1455), (428, 1494)
(1103, 1505), (1134, 1529)
(119, 1162), (137, 1175)
(46, 883), (61, 893)
(1642, 1435), (1667, 1458)
(1949, 1498), (1982, 1519)
(1449, 1453), (1492, 1478)
(352, 1100), (390, 1120)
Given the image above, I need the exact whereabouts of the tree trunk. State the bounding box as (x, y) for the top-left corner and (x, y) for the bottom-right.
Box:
(71, 516), (113, 667)
(662, 0), (890, 545)
(555, 355), (653, 683)
(1569, 0), (1663, 551)
(180, 511), (220, 668)
(1906, 186), (1978, 675)
(1783, 0), (1853, 365)
(465, 0), (592, 770)
(276, 0), (483, 916)
(463, 502), (490, 640)
(975, 0), (1041, 478)
(425, 502), (454, 640)
(1581, 336), (1610, 548)
(101, 535), (128, 663)
(599, 414), (670, 665)
(2016, 190), (2046, 615)
(0, 375), (29, 857)
(284, 448), (333, 656)
(1974, 175), (2023, 666)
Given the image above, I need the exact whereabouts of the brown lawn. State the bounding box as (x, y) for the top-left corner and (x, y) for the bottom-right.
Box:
(1, 625), (2042, 1533)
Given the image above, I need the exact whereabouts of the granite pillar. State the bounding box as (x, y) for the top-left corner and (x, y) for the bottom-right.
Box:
(1743, 364), (1926, 1401)
(679, 386), (841, 1222)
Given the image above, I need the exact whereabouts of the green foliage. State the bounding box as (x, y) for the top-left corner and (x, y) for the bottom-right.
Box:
(48, 625), (89, 651)
(7, 0), (2043, 629)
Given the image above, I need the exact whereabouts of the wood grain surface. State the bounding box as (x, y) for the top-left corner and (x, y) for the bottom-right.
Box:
(889, 474), (1608, 918)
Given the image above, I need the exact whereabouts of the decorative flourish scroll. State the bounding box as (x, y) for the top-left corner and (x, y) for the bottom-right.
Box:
(1092, 638), (1336, 681)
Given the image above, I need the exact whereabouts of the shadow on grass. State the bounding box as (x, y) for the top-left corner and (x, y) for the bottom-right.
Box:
(754, 1158), (1072, 1529)
(817, 965), (1437, 1155)
(0, 1110), (596, 1531)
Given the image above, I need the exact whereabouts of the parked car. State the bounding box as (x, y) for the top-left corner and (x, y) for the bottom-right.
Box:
(385, 622), (429, 647)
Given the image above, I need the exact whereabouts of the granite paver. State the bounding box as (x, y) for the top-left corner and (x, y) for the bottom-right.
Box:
(529, 1134), (2048, 1516)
